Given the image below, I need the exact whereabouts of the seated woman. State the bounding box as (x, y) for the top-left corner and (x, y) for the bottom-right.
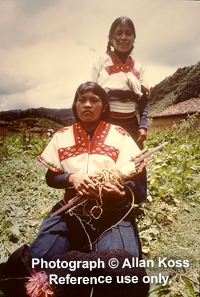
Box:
(29, 81), (146, 261)
(0, 82), (149, 297)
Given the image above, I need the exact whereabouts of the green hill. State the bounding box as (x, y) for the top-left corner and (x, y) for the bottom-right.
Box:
(149, 61), (200, 114)
(0, 107), (73, 126)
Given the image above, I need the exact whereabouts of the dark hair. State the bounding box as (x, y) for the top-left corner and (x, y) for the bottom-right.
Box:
(107, 16), (136, 52)
(72, 81), (110, 122)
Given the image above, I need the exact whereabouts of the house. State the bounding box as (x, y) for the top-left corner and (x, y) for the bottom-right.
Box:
(149, 98), (200, 129)
(0, 120), (13, 133)
(0, 120), (12, 127)
(27, 127), (43, 133)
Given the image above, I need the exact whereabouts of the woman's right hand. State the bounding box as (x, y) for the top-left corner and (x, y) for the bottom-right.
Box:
(68, 174), (99, 198)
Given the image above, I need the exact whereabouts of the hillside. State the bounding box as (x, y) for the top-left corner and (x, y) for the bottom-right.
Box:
(11, 117), (63, 133)
(0, 107), (73, 126)
(148, 61), (200, 114)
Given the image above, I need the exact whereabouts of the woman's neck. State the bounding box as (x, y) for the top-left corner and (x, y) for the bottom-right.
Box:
(80, 121), (100, 133)
(114, 49), (131, 63)
(81, 124), (97, 140)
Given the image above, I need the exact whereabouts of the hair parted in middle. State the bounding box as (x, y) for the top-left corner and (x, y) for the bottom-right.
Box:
(72, 81), (110, 122)
(107, 16), (136, 52)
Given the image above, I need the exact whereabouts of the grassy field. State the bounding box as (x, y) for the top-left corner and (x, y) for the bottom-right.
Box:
(0, 116), (199, 296)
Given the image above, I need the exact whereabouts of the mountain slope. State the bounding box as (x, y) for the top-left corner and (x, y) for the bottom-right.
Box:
(149, 61), (200, 114)
(0, 107), (73, 126)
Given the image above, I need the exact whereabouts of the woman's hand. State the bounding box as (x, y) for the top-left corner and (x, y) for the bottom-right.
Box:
(137, 128), (147, 142)
(68, 173), (99, 198)
(102, 183), (126, 200)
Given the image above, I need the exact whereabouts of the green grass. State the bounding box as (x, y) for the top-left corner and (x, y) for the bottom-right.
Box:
(149, 91), (176, 115)
(139, 114), (200, 296)
(0, 116), (200, 296)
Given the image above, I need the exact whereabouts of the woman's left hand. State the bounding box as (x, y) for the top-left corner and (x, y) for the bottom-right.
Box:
(102, 183), (125, 200)
(137, 128), (147, 142)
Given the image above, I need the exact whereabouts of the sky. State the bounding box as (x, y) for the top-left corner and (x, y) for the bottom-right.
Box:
(0, 0), (199, 111)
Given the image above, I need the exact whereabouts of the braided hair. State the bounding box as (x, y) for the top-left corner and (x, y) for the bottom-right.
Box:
(107, 16), (136, 52)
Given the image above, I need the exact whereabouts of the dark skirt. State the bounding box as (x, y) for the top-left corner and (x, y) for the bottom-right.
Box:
(29, 199), (142, 261)
(108, 115), (141, 148)
(109, 115), (147, 197)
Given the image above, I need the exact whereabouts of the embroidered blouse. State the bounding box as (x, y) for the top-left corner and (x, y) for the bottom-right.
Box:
(39, 121), (141, 174)
(90, 51), (150, 116)
(39, 121), (146, 205)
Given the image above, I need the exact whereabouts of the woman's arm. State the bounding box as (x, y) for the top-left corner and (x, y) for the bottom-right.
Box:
(45, 169), (99, 198)
(45, 169), (71, 189)
(124, 176), (147, 205)
(138, 88), (148, 130)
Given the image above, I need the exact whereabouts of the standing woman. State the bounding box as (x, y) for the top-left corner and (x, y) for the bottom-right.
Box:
(90, 16), (150, 147)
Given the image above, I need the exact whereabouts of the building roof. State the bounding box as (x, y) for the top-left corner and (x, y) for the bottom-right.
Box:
(0, 120), (12, 125)
(150, 98), (200, 118)
(27, 127), (42, 132)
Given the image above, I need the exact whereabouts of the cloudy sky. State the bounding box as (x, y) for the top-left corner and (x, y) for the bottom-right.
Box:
(0, 0), (199, 111)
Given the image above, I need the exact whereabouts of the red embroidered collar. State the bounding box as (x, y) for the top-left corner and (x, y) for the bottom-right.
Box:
(105, 51), (140, 79)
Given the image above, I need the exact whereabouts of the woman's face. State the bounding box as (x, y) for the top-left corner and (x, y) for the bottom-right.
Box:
(76, 90), (107, 130)
(111, 22), (134, 53)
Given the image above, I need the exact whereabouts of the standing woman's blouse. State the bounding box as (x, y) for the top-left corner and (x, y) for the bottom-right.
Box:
(90, 51), (150, 118)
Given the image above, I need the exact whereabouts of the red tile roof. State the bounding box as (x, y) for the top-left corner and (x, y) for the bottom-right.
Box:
(150, 98), (200, 118)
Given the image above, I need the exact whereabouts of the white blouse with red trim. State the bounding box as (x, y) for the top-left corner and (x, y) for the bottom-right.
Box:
(38, 121), (141, 176)
(90, 51), (150, 114)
